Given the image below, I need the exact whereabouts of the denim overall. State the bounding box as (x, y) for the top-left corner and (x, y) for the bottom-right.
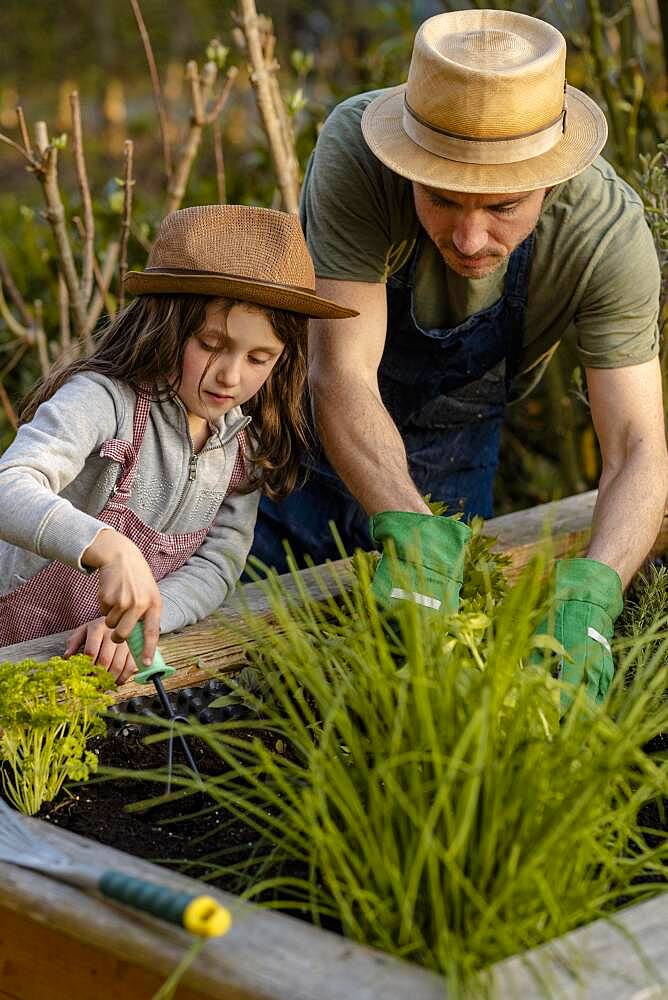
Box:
(251, 232), (535, 573)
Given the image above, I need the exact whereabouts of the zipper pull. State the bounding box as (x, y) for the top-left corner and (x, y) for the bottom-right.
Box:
(188, 454), (198, 481)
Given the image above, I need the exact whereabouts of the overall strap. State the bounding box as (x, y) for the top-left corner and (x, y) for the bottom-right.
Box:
(503, 232), (536, 307)
(225, 428), (249, 497)
(99, 386), (153, 501)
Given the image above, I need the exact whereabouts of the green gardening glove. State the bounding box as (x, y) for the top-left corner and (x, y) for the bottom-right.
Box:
(532, 557), (623, 715)
(370, 511), (471, 614)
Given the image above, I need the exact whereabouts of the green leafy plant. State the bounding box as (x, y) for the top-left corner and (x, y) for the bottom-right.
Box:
(0, 654), (113, 815)
(147, 551), (668, 995)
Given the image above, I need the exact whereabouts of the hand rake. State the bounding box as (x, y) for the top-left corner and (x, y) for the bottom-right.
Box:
(0, 794), (231, 936)
(126, 622), (200, 777)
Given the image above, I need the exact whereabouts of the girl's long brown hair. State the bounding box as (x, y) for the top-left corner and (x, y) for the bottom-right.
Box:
(19, 294), (308, 500)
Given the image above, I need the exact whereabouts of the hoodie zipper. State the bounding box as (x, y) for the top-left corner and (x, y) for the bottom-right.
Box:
(160, 408), (251, 533)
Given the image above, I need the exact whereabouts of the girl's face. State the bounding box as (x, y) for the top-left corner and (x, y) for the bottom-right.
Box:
(177, 299), (284, 441)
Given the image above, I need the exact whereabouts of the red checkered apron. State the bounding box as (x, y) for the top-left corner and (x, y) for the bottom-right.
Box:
(0, 389), (248, 645)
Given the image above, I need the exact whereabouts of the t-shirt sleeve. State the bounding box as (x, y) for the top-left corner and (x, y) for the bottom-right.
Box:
(574, 204), (661, 369)
(300, 95), (402, 283)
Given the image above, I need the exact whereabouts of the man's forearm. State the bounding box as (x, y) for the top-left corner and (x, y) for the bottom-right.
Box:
(587, 449), (668, 588)
(311, 375), (430, 516)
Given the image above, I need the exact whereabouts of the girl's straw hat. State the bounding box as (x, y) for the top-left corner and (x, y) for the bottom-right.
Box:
(124, 204), (358, 319)
(361, 10), (608, 194)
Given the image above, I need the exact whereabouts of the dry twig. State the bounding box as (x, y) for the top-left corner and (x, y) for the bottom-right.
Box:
(213, 117), (226, 204)
(69, 92), (95, 307)
(0, 250), (32, 327)
(32, 121), (87, 342)
(165, 60), (217, 214)
(16, 105), (32, 158)
(86, 241), (120, 338)
(129, 0), (173, 178)
(0, 380), (17, 430)
(117, 140), (135, 309)
(236, 0), (300, 213)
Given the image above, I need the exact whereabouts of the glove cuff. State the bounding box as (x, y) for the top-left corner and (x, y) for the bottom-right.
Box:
(554, 557), (623, 621)
(369, 511), (471, 582)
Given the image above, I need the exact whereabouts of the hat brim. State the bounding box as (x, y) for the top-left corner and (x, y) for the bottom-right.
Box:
(361, 84), (608, 193)
(123, 271), (358, 320)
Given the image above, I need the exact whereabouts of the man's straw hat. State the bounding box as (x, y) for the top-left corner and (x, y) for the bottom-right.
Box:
(125, 204), (358, 319)
(361, 10), (608, 193)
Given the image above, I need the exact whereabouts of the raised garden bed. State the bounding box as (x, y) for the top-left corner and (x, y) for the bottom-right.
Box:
(2, 489), (668, 999)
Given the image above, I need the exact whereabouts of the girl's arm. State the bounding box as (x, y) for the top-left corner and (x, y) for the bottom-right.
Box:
(0, 374), (123, 567)
(156, 487), (261, 632)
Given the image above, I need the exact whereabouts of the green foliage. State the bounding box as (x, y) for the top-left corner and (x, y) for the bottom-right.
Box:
(0, 654), (113, 815)
(149, 555), (668, 992)
(635, 143), (668, 343)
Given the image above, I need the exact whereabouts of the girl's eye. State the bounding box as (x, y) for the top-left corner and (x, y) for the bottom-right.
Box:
(248, 355), (270, 366)
(198, 339), (219, 352)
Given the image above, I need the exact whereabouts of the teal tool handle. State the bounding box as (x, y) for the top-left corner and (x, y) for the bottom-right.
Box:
(98, 870), (231, 937)
(127, 622), (175, 685)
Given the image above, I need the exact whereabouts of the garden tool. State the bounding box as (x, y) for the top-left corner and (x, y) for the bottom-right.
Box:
(370, 510), (471, 613)
(530, 557), (624, 714)
(127, 623), (200, 776)
(0, 795), (231, 936)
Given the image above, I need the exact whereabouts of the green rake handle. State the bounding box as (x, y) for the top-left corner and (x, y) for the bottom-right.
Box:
(99, 870), (231, 937)
(126, 623), (175, 685)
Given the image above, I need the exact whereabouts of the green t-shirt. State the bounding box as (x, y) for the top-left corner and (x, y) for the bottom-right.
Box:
(300, 91), (661, 379)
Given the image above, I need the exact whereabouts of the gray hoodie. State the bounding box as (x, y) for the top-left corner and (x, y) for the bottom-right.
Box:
(0, 372), (260, 633)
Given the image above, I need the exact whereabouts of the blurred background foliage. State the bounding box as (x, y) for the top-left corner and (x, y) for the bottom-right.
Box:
(0, 0), (666, 514)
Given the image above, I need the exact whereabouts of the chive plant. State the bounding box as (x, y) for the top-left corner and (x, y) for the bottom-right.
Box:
(125, 539), (668, 993)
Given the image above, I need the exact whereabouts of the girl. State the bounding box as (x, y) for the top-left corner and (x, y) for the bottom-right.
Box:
(0, 204), (356, 681)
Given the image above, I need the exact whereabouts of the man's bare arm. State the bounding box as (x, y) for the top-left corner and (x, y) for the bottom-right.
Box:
(308, 277), (430, 516)
(586, 357), (668, 587)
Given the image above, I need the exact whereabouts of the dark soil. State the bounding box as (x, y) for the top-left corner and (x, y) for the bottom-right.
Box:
(38, 724), (286, 896)
(34, 678), (306, 904)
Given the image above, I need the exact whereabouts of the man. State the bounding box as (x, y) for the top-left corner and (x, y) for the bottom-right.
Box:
(252, 10), (668, 708)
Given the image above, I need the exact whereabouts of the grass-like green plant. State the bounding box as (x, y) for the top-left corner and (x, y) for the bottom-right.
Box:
(0, 655), (113, 815)
(126, 543), (667, 995)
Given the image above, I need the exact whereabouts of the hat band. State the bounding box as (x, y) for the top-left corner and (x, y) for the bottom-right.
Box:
(142, 266), (316, 296)
(403, 95), (567, 165)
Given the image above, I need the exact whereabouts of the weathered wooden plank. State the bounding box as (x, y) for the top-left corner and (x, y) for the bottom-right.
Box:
(0, 904), (209, 1000)
(0, 816), (445, 1000)
(490, 891), (668, 999)
(2, 490), (667, 707)
(0, 813), (666, 999)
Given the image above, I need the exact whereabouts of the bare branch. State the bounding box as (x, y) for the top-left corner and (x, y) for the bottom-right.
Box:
(32, 301), (50, 378)
(213, 116), (226, 204)
(165, 61), (217, 215)
(85, 240), (120, 339)
(0, 380), (17, 431)
(188, 60), (206, 125)
(236, 0), (300, 213)
(0, 131), (36, 165)
(16, 105), (32, 158)
(57, 270), (71, 355)
(33, 121), (87, 341)
(129, 0), (172, 177)
(0, 249), (33, 327)
(70, 91), (95, 307)
(0, 342), (29, 382)
(0, 280), (34, 343)
(204, 65), (238, 125)
(117, 140), (135, 310)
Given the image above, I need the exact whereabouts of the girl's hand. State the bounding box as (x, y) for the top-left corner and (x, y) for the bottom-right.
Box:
(64, 618), (137, 685)
(81, 528), (162, 665)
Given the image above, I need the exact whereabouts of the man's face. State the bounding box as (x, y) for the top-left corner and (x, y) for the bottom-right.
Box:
(412, 183), (546, 279)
